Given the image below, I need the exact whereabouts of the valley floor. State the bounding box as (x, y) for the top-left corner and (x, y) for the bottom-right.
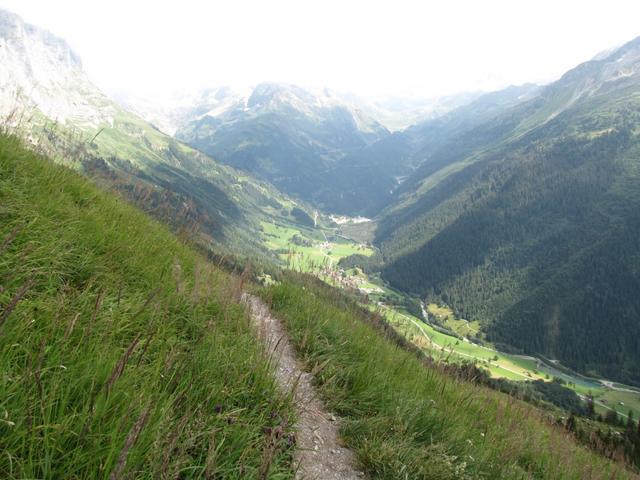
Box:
(258, 215), (640, 422)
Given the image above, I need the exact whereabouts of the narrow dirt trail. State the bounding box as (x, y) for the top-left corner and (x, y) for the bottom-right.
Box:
(244, 294), (365, 480)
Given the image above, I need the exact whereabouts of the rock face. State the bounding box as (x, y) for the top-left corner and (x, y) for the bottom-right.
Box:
(0, 8), (114, 129)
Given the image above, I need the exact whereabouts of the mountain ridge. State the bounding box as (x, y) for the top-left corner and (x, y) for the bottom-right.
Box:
(375, 35), (640, 384)
(172, 81), (392, 210)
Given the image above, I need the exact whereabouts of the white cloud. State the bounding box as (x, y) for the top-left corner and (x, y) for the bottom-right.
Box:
(1, 0), (639, 98)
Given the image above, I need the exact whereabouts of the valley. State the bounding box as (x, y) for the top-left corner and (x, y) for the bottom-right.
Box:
(2, 4), (640, 475)
(258, 214), (640, 422)
(260, 219), (374, 273)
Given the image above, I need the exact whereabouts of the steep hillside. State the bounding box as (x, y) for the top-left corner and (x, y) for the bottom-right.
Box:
(0, 134), (295, 478)
(3, 131), (634, 479)
(377, 37), (640, 384)
(0, 8), (312, 260)
(262, 274), (631, 479)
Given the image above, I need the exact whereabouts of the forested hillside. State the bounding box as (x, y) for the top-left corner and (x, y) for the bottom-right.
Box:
(306, 83), (541, 216)
(377, 37), (640, 384)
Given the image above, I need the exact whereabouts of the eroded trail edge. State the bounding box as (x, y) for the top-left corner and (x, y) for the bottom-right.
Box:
(243, 294), (365, 480)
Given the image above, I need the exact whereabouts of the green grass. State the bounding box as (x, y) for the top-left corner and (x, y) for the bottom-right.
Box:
(0, 135), (294, 479)
(595, 390), (640, 421)
(426, 303), (481, 338)
(263, 274), (632, 479)
(379, 305), (543, 381)
(260, 221), (373, 272)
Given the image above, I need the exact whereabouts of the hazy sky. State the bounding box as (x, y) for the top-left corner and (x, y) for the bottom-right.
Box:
(2, 0), (640, 99)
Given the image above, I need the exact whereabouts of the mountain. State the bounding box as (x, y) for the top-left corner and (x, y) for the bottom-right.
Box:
(375, 37), (640, 384)
(0, 8), (312, 260)
(327, 83), (542, 216)
(4, 3), (639, 388)
(0, 9), (114, 129)
(121, 86), (483, 138)
(168, 82), (392, 211)
(151, 83), (525, 215)
(118, 81), (494, 216)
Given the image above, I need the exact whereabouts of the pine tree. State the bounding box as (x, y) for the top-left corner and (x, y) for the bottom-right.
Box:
(566, 413), (577, 433)
(605, 409), (619, 425)
(586, 393), (595, 417)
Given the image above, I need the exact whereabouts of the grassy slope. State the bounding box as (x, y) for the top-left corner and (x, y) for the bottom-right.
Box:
(95, 109), (312, 257)
(24, 106), (313, 262)
(262, 274), (633, 479)
(0, 135), (294, 479)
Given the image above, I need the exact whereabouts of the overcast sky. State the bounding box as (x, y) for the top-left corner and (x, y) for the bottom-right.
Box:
(2, 0), (639, 99)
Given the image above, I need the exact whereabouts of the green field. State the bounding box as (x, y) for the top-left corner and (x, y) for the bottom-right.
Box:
(426, 303), (481, 338)
(379, 305), (545, 381)
(375, 302), (640, 420)
(261, 220), (373, 272)
(596, 388), (640, 420)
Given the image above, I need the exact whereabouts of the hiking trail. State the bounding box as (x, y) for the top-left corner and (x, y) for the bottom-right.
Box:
(244, 294), (365, 480)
